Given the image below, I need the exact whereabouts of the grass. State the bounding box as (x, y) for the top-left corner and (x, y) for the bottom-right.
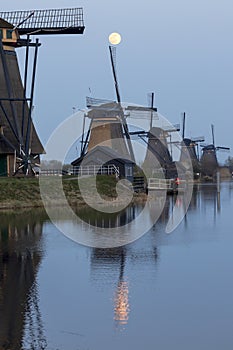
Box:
(0, 177), (47, 209)
(0, 175), (122, 209)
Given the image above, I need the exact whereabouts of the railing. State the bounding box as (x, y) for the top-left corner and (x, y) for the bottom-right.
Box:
(72, 164), (120, 178)
(39, 165), (120, 177)
(148, 178), (170, 190)
(148, 178), (186, 192)
(40, 169), (63, 176)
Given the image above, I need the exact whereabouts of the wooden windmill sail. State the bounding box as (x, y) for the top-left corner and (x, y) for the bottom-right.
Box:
(0, 8), (85, 176)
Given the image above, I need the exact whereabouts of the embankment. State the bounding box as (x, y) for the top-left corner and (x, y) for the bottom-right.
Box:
(0, 176), (146, 210)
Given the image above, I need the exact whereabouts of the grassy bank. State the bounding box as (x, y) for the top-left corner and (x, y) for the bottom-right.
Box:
(0, 176), (145, 210)
(0, 177), (42, 209)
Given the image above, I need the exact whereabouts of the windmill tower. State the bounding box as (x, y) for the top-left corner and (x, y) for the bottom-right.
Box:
(139, 96), (180, 178)
(179, 112), (204, 177)
(143, 127), (173, 173)
(84, 101), (132, 159)
(0, 8), (85, 176)
(200, 124), (230, 179)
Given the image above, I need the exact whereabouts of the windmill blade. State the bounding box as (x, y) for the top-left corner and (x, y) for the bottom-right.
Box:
(125, 106), (158, 121)
(20, 148), (26, 156)
(211, 124), (215, 146)
(126, 105), (157, 112)
(182, 112), (186, 139)
(86, 96), (115, 108)
(109, 45), (121, 103)
(13, 11), (35, 30)
(148, 92), (155, 129)
(167, 140), (181, 145)
(0, 8), (85, 36)
(216, 146), (230, 152)
(163, 124), (180, 132)
(108, 47), (135, 161)
(86, 102), (122, 114)
(147, 92), (153, 109)
(190, 136), (205, 143)
(17, 163), (25, 171)
(30, 164), (36, 175)
(129, 130), (147, 136)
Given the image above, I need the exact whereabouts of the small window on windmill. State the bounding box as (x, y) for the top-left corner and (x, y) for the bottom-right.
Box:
(0, 29), (3, 39)
(6, 29), (13, 39)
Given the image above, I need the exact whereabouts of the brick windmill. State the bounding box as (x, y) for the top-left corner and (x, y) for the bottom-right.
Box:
(200, 124), (230, 179)
(0, 8), (85, 176)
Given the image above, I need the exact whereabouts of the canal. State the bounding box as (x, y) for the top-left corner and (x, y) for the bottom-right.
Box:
(1, 181), (233, 350)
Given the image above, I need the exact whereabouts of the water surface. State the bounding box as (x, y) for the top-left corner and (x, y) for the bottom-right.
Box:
(1, 182), (233, 350)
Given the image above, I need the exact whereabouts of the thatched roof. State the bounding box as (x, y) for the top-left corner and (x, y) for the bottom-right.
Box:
(72, 145), (134, 166)
(0, 44), (44, 155)
(0, 18), (14, 28)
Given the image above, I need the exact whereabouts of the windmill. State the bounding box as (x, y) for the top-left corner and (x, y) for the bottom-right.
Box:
(200, 124), (230, 179)
(142, 127), (178, 178)
(0, 8), (85, 176)
(128, 93), (180, 179)
(78, 45), (136, 164)
(77, 44), (158, 170)
(179, 112), (204, 177)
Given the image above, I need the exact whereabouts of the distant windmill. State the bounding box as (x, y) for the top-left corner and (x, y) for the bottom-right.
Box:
(179, 112), (204, 177)
(129, 94), (179, 179)
(200, 124), (230, 179)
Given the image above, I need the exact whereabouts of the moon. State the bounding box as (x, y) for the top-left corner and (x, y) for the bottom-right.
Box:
(109, 32), (122, 45)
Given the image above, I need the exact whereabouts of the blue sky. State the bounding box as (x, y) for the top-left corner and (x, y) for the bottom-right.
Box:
(3, 0), (233, 162)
